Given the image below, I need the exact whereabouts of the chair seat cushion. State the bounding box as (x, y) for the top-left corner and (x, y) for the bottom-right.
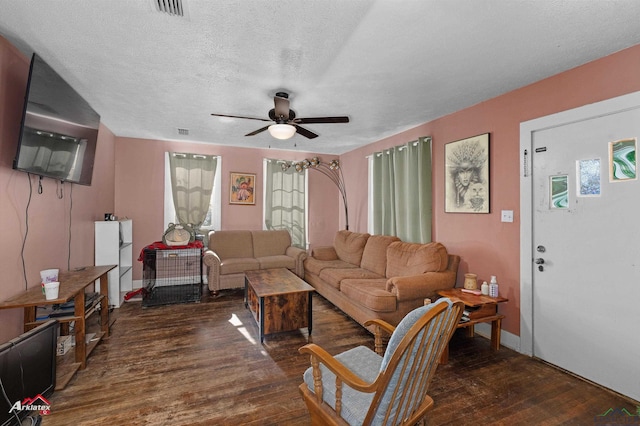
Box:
(256, 255), (295, 271)
(303, 345), (381, 426)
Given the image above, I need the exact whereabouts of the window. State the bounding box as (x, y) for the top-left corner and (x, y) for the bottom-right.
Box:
(369, 137), (432, 243)
(263, 158), (308, 249)
(164, 152), (221, 233)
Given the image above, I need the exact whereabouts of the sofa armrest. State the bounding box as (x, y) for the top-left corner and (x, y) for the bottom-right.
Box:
(286, 246), (308, 278)
(310, 246), (338, 261)
(385, 271), (456, 302)
(203, 250), (222, 292)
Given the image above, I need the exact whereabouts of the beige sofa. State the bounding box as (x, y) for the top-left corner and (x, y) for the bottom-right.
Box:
(203, 230), (307, 294)
(304, 230), (459, 327)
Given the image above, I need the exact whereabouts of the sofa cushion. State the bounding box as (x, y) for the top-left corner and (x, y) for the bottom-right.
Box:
(304, 257), (357, 277)
(319, 268), (384, 290)
(311, 246), (338, 261)
(360, 235), (401, 276)
(209, 231), (254, 259)
(340, 279), (396, 312)
(252, 230), (291, 258)
(257, 255), (296, 271)
(386, 242), (449, 278)
(334, 230), (370, 266)
(220, 258), (260, 275)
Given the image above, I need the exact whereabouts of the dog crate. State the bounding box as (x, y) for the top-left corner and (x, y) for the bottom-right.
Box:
(142, 247), (203, 307)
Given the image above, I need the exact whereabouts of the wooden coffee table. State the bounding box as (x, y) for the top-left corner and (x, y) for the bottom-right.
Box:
(244, 268), (315, 343)
(437, 288), (508, 364)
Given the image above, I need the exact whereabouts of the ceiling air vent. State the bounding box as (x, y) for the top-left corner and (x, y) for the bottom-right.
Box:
(177, 128), (189, 136)
(155, 0), (184, 16)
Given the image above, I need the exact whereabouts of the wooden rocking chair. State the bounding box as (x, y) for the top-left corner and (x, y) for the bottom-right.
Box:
(299, 298), (464, 425)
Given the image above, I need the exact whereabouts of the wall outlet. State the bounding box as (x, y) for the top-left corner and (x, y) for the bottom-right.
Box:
(501, 210), (514, 222)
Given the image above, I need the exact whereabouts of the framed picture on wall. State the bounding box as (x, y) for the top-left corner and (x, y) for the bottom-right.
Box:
(549, 174), (569, 209)
(445, 133), (490, 213)
(229, 172), (256, 205)
(608, 138), (637, 182)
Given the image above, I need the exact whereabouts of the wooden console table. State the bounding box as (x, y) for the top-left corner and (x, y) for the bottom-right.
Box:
(0, 265), (115, 389)
(437, 288), (508, 364)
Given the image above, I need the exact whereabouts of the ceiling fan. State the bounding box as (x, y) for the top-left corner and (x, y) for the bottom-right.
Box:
(211, 92), (349, 140)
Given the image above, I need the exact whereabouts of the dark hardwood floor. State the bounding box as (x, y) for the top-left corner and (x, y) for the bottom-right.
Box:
(44, 288), (637, 425)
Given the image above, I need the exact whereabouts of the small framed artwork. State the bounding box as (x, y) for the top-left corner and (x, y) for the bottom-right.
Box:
(230, 172), (256, 205)
(608, 138), (637, 182)
(445, 133), (490, 213)
(577, 159), (601, 197)
(550, 175), (569, 209)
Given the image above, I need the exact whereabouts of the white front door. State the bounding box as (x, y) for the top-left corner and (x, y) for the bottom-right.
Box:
(522, 96), (640, 402)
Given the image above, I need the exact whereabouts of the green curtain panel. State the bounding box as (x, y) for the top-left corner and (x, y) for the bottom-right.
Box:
(264, 159), (307, 249)
(371, 136), (432, 243)
(169, 152), (217, 229)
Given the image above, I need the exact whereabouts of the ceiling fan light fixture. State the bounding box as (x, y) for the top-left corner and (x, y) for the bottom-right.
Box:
(268, 123), (296, 140)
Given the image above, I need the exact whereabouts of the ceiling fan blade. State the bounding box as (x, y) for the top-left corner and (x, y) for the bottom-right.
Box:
(245, 125), (270, 136)
(294, 125), (318, 139)
(211, 113), (271, 122)
(294, 116), (350, 124)
(273, 94), (290, 120)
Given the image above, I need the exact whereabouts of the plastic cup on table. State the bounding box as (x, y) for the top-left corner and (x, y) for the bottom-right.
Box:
(44, 282), (60, 300)
(40, 269), (59, 283)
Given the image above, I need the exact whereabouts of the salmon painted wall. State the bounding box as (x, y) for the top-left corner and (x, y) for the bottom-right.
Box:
(0, 36), (116, 342)
(113, 138), (340, 281)
(341, 43), (640, 336)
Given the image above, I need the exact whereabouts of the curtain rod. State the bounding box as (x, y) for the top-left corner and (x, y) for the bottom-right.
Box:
(366, 136), (431, 158)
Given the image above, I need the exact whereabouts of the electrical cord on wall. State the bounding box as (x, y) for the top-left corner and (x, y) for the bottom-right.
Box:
(67, 183), (73, 271)
(20, 174), (34, 291)
(56, 180), (64, 199)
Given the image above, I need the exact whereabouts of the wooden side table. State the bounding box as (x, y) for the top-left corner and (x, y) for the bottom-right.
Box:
(437, 288), (508, 364)
(0, 265), (115, 389)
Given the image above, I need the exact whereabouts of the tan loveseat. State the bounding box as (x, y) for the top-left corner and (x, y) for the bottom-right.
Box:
(203, 230), (307, 294)
(304, 230), (459, 327)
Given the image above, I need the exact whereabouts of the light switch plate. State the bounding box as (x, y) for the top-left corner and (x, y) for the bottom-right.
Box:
(501, 210), (514, 222)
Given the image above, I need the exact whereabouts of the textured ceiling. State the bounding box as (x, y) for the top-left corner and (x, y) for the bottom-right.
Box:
(2, 0), (640, 154)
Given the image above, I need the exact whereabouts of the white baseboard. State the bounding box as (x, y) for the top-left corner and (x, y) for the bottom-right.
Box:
(473, 322), (521, 352)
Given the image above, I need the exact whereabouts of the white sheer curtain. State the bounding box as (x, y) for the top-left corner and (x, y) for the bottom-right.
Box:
(168, 152), (218, 230)
(371, 136), (432, 243)
(264, 159), (307, 249)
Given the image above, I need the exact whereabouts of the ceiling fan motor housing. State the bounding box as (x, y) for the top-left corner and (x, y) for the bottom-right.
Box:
(269, 108), (296, 123)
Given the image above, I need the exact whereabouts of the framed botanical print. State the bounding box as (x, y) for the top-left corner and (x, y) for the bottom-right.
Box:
(229, 172), (256, 205)
(445, 133), (490, 213)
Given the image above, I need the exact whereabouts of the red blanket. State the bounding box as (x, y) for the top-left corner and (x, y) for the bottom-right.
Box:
(138, 240), (204, 261)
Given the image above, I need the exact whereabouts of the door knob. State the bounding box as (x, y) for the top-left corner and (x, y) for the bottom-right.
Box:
(535, 258), (545, 264)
